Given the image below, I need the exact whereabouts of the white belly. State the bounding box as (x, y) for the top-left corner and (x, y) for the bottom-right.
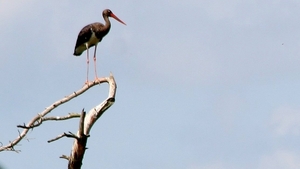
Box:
(74, 30), (100, 56)
(87, 32), (99, 47)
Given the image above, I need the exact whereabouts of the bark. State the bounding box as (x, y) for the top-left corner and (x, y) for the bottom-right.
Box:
(68, 75), (116, 169)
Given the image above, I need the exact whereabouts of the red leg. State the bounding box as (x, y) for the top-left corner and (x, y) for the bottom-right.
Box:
(86, 44), (89, 84)
(93, 44), (99, 81)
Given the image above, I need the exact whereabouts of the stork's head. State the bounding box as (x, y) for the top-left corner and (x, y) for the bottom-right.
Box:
(103, 9), (126, 25)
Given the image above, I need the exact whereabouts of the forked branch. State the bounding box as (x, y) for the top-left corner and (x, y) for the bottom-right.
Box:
(0, 74), (117, 153)
(67, 75), (116, 169)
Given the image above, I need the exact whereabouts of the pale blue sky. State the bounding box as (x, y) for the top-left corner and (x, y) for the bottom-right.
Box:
(1, 0), (300, 169)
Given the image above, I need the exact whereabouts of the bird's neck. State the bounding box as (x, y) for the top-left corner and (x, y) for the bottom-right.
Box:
(103, 16), (111, 33)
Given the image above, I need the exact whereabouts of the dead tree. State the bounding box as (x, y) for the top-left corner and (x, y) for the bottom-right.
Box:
(0, 74), (117, 169)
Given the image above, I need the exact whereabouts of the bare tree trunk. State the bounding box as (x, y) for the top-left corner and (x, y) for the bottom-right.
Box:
(68, 75), (116, 169)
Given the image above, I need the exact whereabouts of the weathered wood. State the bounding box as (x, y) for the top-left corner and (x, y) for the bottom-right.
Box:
(68, 74), (117, 169)
(0, 74), (116, 155)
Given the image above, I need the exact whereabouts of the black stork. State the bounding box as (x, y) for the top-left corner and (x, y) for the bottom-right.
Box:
(73, 9), (126, 83)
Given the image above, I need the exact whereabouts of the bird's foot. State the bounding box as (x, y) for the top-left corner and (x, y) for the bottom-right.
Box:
(94, 77), (100, 83)
(84, 80), (92, 86)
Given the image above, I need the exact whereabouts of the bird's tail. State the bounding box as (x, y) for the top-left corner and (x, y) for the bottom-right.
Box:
(73, 50), (83, 56)
(73, 52), (81, 56)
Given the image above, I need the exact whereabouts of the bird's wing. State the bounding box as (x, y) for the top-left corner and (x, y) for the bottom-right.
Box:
(73, 23), (105, 56)
(74, 24), (93, 50)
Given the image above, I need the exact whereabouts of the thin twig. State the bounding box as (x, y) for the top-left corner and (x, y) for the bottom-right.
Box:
(60, 155), (70, 160)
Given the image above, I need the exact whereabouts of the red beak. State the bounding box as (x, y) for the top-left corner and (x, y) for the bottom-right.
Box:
(110, 13), (126, 25)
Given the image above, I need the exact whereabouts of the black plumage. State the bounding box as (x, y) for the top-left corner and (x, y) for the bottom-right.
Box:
(73, 9), (126, 83)
(73, 22), (110, 56)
